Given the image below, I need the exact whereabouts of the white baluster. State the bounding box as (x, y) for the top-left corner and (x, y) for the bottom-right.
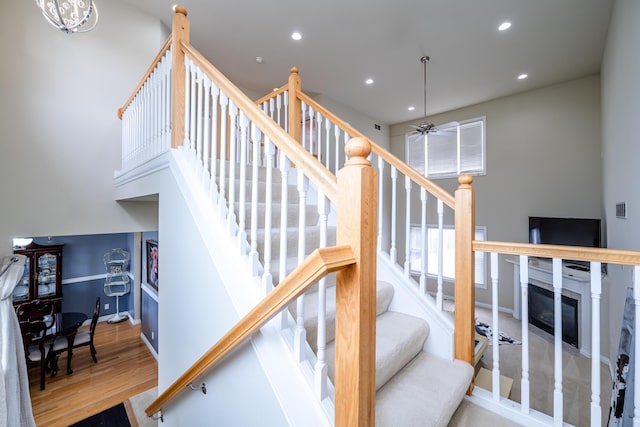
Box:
(390, 166), (398, 264)
(634, 266), (640, 427)
(314, 193), (330, 400)
(248, 123), (261, 275)
(590, 261), (602, 427)
(294, 170), (309, 362)
(218, 93), (229, 219)
(552, 258), (563, 425)
(164, 52), (172, 149)
(315, 111), (322, 162)
(209, 84), (220, 203)
(261, 138), (275, 294)
(227, 102), (238, 235)
(519, 255), (530, 413)
(334, 126), (341, 175)
(436, 199), (444, 311)
(269, 98), (275, 120)
(283, 91), (289, 133)
(419, 188), (428, 294)
(237, 113), (249, 252)
(201, 76), (211, 187)
(278, 152), (290, 285)
(324, 116), (331, 170)
(150, 68), (157, 156)
(491, 252), (501, 402)
(276, 94), (282, 128)
(308, 106), (315, 156)
(377, 157), (385, 253)
(301, 102), (308, 151)
(183, 57), (191, 149)
(404, 176), (412, 277)
(188, 60), (197, 159)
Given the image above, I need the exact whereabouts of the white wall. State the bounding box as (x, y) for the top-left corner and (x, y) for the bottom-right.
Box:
(149, 167), (289, 425)
(601, 0), (640, 364)
(0, 0), (166, 254)
(389, 75), (603, 310)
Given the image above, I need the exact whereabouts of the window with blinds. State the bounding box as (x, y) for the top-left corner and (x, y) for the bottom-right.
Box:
(406, 117), (486, 179)
(409, 225), (487, 288)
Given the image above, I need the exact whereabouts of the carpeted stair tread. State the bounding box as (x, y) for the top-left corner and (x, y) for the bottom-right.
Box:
(290, 280), (395, 351)
(375, 352), (474, 427)
(325, 310), (429, 391)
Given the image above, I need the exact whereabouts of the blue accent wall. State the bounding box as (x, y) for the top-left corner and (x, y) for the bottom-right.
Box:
(32, 234), (132, 318)
(142, 289), (159, 353)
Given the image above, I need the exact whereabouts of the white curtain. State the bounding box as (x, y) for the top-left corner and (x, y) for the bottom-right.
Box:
(0, 254), (36, 427)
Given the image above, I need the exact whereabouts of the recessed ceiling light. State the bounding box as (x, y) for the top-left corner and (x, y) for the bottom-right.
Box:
(365, 78), (374, 85)
(517, 73), (528, 80)
(255, 56), (264, 64)
(291, 32), (302, 41)
(408, 106), (415, 111)
(498, 22), (512, 31)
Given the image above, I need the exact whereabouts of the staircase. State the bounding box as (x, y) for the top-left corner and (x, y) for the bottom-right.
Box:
(241, 163), (474, 425)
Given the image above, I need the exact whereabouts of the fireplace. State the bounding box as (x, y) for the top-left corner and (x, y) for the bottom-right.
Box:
(528, 283), (579, 348)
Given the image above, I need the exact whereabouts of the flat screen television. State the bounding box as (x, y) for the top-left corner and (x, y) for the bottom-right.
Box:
(529, 216), (602, 268)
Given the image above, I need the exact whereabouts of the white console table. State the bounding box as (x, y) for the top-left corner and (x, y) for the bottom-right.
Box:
(506, 258), (599, 357)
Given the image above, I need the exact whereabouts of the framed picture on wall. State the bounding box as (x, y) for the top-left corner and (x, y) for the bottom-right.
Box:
(146, 240), (158, 289)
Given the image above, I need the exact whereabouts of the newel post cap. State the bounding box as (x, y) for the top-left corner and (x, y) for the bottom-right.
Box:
(173, 4), (187, 16)
(344, 137), (371, 166)
(457, 173), (473, 189)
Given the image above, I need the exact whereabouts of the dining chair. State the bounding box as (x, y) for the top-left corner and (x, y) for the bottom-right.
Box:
(15, 299), (55, 328)
(19, 319), (51, 390)
(51, 297), (101, 366)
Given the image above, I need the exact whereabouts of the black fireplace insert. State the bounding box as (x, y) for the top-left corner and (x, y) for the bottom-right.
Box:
(528, 283), (579, 348)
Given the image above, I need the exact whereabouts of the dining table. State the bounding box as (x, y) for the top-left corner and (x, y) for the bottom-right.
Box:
(48, 311), (88, 376)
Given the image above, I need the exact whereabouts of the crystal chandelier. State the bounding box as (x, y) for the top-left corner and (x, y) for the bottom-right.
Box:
(34, 0), (99, 34)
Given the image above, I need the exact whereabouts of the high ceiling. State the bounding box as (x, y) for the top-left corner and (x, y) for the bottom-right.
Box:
(120, 0), (613, 125)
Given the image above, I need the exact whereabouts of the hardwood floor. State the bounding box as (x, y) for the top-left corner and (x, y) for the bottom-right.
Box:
(29, 320), (158, 427)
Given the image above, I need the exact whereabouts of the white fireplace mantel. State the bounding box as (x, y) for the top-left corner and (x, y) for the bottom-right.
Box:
(506, 257), (601, 357)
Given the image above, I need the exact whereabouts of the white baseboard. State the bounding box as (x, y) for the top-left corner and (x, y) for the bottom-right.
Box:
(141, 332), (159, 361)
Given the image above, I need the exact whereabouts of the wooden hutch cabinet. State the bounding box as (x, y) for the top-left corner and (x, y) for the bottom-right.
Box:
(12, 242), (64, 312)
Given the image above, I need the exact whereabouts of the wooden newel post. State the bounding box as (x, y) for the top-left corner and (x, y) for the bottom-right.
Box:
(287, 67), (301, 144)
(335, 137), (378, 426)
(170, 5), (190, 149)
(454, 174), (475, 368)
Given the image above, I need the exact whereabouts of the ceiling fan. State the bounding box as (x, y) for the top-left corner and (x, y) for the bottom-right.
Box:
(408, 56), (459, 136)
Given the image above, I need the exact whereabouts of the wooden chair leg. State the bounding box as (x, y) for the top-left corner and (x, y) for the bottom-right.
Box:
(40, 358), (46, 390)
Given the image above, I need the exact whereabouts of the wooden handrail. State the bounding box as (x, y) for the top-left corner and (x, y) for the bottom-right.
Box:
(296, 91), (455, 209)
(181, 42), (338, 203)
(474, 240), (640, 266)
(118, 35), (173, 119)
(145, 245), (356, 418)
(254, 84), (288, 106)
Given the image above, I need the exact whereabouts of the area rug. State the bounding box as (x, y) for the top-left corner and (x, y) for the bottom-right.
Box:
(475, 321), (522, 345)
(69, 402), (131, 427)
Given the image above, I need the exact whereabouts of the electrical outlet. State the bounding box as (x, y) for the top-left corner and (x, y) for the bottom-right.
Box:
(105, 303), (110, 310)
(151, 331), (155, 340)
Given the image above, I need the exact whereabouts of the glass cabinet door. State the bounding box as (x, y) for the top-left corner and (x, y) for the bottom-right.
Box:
(12, 257), (30, 302)
(36, 253), (57, 298)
